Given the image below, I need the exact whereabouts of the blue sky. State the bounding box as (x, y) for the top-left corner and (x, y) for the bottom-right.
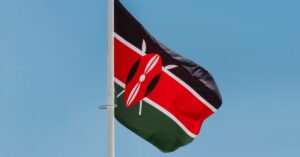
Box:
(1, 0), (300, 157)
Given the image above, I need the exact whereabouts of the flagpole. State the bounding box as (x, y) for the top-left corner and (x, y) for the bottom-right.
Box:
(107, 0), (114, 157)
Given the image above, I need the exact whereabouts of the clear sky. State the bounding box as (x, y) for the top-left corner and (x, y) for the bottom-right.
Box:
(1, 0), (300, 157)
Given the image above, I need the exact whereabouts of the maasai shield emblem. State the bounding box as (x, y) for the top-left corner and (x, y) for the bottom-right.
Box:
(122, 40), (163, 115)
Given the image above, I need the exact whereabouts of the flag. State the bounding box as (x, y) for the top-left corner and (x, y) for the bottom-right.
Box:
(114, 0), (222, 152)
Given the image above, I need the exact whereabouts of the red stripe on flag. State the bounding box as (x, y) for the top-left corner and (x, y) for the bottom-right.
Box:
(114, 37), (213, 135)
(147, 72), (213, 134)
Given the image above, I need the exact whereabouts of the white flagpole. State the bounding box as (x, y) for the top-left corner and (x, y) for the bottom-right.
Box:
(107, 0), (114, 157)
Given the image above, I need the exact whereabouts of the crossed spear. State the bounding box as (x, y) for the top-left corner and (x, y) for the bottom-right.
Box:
(116, 40), (177, 116)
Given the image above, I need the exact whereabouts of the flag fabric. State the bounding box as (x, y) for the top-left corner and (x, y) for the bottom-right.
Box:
(114, 0), (222, 152)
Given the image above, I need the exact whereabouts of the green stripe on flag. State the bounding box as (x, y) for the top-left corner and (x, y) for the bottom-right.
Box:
(114, 83), (194, 152)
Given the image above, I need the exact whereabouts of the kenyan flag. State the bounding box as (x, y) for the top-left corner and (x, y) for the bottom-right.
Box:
(114, 0), (222, 152)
